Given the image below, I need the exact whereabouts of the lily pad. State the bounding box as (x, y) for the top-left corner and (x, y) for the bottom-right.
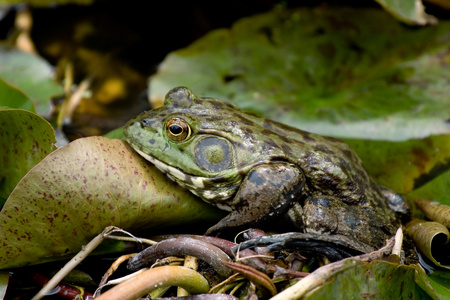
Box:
(413, 264), (446, 300)
(0, 46), (63, 116)
(427, 271), (450, 300)
(345, 135), (450, 194)
(103, 127), (126, 140)
(0, 78), (35, 112)
(0, 136), (222, 269)
(0, 109), (57, 204)
(305, 260), (434, 299)
(149, 7), (450, 141)
(408, 169), (450, 206)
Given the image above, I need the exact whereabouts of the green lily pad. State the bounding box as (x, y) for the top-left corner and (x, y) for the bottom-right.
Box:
(0, 136), (222, 269)
(0, 78), (35, 112)
(306, 260), (434, 299)
(149, 7), (450, 141)
(103, 127), (126, 140)
(0, 46), (63, 116)
(345, 135), (450, 194)
(0, 109), (57, 204)
(408, 169), (450, 206)
(413, 264), (446, 300)
(427, 271), (450, 300)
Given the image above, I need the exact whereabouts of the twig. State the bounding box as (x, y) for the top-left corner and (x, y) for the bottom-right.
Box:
(392, 226), (403, 257)
(105, 233), (157, 246)
(31, 226), (117, 300)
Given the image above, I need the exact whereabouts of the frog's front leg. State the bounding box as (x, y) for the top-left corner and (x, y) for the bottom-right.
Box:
(205, 162), (305, 236)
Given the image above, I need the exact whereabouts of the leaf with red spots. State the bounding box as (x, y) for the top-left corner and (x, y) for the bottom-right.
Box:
(0, 136), (222, 269)
(0, 109), (57, 204)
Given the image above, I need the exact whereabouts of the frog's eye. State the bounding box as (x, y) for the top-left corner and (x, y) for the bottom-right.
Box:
(165, 118), (191, 141)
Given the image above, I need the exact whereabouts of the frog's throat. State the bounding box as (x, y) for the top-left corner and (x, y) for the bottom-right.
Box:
(133, 148), (233, 211)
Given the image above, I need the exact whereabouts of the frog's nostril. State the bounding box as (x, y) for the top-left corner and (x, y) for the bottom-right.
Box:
(141, 119), (151, 127)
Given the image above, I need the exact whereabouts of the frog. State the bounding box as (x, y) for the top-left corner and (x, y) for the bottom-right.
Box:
(124, 87), (409, 250)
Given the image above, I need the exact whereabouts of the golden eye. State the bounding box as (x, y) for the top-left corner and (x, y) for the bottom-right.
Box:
(166, 118), (191, 141)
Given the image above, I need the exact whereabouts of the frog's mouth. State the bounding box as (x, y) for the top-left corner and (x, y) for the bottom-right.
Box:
(133, 147), (195, 183)
(132, 147), (235, 209)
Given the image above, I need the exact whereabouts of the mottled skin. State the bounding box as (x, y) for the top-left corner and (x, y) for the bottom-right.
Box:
(124, 87), (406, 249)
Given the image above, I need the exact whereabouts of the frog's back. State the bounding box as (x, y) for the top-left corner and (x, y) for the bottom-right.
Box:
(229, 109), (384, 207)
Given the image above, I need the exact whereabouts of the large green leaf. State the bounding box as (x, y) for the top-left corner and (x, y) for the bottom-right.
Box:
(0, 78), (35, 112)
(345, 135), (450, 194)
(149, 7), (450, 141)
(0, 46), (63, 116)
(103, 127), (126, 140)
(413, 264), (447, 300)
(306, 260), (434, 299)
(408, 169), (450, 205)
(0, 109), (57, 204)
(0, 136), (222, 269)
(427, 271), (450, 300)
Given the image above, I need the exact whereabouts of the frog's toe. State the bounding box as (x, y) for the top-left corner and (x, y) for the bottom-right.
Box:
(205, 210), (254, 236)
(205, 224), (220, 236)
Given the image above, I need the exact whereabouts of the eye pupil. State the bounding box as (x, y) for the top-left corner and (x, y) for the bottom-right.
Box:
(166, 118), (191, 141)
(169, 125), (182, 135)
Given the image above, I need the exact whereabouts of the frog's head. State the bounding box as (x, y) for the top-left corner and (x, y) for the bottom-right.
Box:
(124, 87), (263, 204)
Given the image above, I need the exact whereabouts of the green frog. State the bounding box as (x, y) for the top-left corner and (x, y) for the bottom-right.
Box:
(124, 87), (408, 249)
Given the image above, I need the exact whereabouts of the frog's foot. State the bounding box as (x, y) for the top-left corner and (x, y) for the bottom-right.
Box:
(302, 197), (340, 235)
(302, 196), (396, 249)
(205, 162), (305, 236)
(234, 232), (376, 261)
